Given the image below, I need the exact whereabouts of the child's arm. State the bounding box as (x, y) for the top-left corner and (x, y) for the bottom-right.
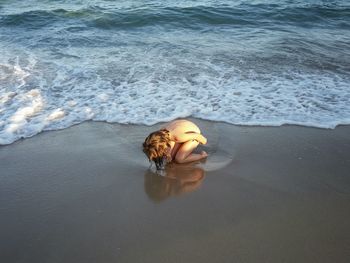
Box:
(173, 133), (207, 145)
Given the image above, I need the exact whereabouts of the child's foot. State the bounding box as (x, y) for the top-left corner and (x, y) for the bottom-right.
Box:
(200, 151), (208, 158)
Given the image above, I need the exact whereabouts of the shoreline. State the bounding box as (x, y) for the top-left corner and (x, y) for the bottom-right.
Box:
(1, 119), (350, 262)
(2, 118), (350, 146)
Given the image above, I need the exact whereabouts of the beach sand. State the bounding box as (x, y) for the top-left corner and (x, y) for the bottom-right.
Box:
(1, 119), (350, 263)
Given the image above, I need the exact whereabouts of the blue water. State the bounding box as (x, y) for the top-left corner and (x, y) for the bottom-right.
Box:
(1, 0), (350, 144)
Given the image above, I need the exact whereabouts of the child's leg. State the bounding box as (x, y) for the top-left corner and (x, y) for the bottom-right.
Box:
(174, 140), (207, 164)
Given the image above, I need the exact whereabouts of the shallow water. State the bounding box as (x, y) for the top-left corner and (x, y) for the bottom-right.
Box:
(1, 0), (350, 144)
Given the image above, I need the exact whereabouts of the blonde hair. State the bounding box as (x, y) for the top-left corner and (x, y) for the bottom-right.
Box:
(142, 129), (171, 170)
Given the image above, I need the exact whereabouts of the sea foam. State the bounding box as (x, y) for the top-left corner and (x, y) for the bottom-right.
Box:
(1, 46), (349, 145)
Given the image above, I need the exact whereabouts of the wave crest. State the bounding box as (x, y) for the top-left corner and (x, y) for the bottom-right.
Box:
(1, 4), (349, 29)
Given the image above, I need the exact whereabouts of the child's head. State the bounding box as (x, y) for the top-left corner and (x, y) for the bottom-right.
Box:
(142, 129), (171, 170)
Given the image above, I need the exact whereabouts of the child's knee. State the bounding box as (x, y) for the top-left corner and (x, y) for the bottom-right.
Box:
(174, 140), (199, 163)
(174, 154), (186, 163)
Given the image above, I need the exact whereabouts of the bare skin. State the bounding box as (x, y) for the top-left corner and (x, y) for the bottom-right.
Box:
(162, 119), (208, 164)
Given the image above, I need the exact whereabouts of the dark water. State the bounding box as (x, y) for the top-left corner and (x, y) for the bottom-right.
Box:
(1, 0), (350, 144)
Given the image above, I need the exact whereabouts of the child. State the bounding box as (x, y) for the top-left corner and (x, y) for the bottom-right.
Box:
(143, 119), (208, 169)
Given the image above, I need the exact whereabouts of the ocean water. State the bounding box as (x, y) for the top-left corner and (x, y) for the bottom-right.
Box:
(0, 0), (349, 144)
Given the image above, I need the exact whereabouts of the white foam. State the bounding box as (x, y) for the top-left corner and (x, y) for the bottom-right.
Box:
(1, 40), (350, 145)
(46, 109), (65, 121)
(96, 93), (109, 102)
(9, 89), (43, 122)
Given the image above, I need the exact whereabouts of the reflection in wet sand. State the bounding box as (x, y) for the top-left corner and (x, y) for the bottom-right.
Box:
(144, 163), (205, 202)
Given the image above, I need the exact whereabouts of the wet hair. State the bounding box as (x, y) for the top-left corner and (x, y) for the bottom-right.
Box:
(142, 129), (172, 170)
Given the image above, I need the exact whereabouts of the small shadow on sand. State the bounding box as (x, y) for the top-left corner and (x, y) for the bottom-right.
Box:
(144, 162), (206, 203)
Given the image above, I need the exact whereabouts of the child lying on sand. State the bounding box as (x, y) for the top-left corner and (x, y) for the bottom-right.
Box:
(143, 119), (208, 170)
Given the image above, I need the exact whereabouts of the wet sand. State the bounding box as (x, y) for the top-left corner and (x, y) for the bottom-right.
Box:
(1, 119), (350, 263)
